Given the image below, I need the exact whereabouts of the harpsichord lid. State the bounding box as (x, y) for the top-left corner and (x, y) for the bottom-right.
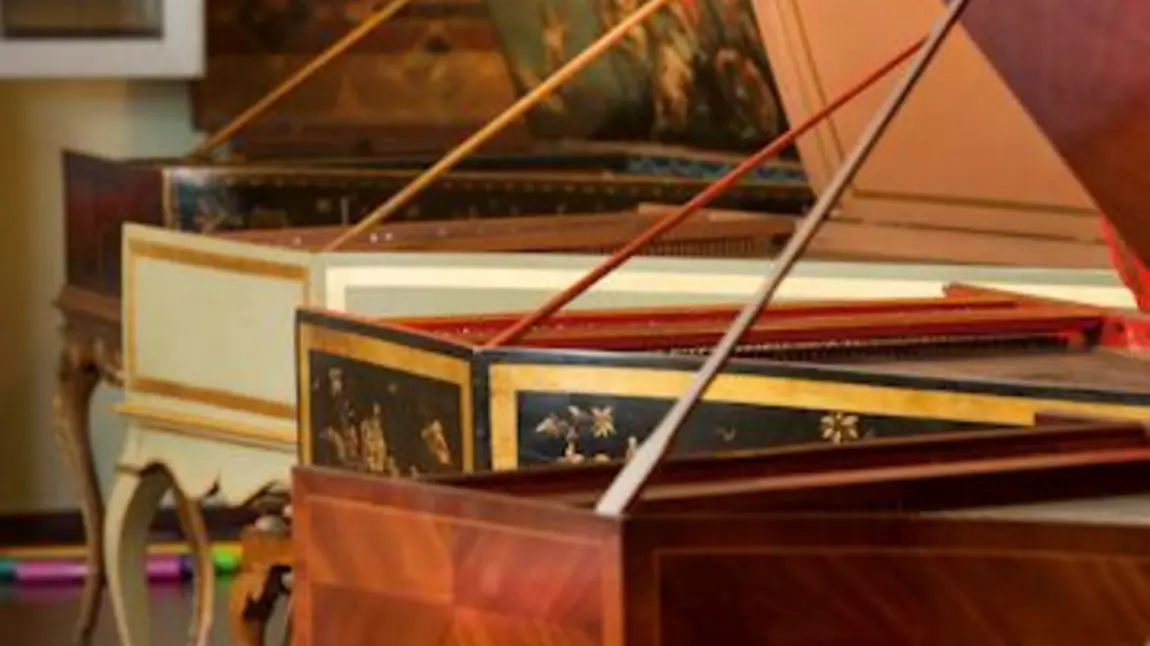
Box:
(953, 0), (1150, 268)
(194, 0), (789, 156)
(484, 0), (791, 151)
(193, 0), (527, 156)
(752, 0), (1108, 267)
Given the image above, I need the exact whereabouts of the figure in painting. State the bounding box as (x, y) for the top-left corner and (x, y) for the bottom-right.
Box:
(650, 2), (698, 134)
(360, 403), (400, 475)
(599, 0), (649, 64)
(710, 0), (784, 140)
(320, 368), (362, 468)
(512, 2), (571, 117)
(713, 47), (780, 140)
(313, 362), (461, 476)
(421, 419), (454, 468)
(585, 0), (786, 148)
(540, 2), (569, 72)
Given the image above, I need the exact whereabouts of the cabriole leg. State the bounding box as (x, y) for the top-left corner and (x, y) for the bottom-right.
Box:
(172, 483), (214, 646)
(52, 338), (103, 645)
(103, 464), (171, 646)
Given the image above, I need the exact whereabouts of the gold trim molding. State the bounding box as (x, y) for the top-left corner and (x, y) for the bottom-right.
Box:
(487, 362), (1150, 470)
(124, 233), (310, 421)
(115, 402), (296, 450)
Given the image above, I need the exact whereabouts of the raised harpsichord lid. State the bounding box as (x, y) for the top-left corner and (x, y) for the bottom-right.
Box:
(952, 0), (1150, 268)
(196, 0), (795, 156)
(192, 0), (527, 156)
(752, 0), (1108, 267)
(483, 0), (794, 152)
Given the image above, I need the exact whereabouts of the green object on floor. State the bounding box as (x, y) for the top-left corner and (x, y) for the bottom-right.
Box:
(211, 545), (242, 573)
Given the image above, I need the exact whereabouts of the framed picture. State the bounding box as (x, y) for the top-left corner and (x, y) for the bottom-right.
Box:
(0, 0), (203, 78)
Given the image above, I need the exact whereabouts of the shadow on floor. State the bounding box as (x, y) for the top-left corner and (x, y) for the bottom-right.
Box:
(0, 576), (289, 645)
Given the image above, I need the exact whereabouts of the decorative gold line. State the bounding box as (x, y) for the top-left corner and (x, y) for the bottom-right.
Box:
(298, 320), (475, 471)
(126, 237), (138, 382)
(128, 237), (309, 282)
(299, 323), (314, 465)
(115, 402), (295, 449)
(488, 366), (520, 470)
(160, 168), (178, 228)
(132, 376), (295, 421)
(123, 231), (311, 419)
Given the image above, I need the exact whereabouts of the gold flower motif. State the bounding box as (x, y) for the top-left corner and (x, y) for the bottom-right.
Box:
(538, 404), (632, 465)
(590, 406), (616, 438)
(820, 412), (861, 444)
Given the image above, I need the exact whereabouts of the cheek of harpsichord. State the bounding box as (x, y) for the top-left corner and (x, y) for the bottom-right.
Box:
(1099, 215), (1150, 351)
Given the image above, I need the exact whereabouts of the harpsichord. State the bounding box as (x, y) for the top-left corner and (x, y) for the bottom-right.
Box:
(292, 3), (1150, 643)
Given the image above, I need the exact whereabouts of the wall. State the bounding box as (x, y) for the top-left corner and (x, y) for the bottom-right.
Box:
(0, 80), (198, 513)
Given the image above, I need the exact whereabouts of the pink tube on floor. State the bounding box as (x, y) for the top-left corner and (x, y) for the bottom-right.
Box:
(14, 556), (185, 585)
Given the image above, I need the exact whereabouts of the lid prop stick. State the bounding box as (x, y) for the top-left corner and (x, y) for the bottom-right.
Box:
(322, 0), (684, 252)
(594, 0), (974, 516)
(188, 0), (418, 160)
(484, 36), (928, 348)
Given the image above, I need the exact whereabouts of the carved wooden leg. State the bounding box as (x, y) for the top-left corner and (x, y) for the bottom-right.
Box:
(106, 463), (220, 646)
(52, 338), (103, 646)
(104, 465), (172, 646)
(171, 484), (214, 646)
(228, 551), (280, 646)
(229, 512), (292, 646)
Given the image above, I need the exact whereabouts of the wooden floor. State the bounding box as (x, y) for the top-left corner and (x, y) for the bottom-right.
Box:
(0, 577), (289, 645)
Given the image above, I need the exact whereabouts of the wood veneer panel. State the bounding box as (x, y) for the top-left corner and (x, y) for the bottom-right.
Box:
(293, 468), (624, 646)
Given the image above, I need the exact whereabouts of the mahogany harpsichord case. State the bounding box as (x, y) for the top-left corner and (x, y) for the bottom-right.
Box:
(293, 419), (1150, 646)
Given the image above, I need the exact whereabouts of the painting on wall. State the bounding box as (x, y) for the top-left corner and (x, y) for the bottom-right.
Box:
(486, 0), (793, 153)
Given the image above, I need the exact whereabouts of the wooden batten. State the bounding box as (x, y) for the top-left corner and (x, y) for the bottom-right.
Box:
(752, 0), (1107, 268)
(217, 210), (794, 256)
